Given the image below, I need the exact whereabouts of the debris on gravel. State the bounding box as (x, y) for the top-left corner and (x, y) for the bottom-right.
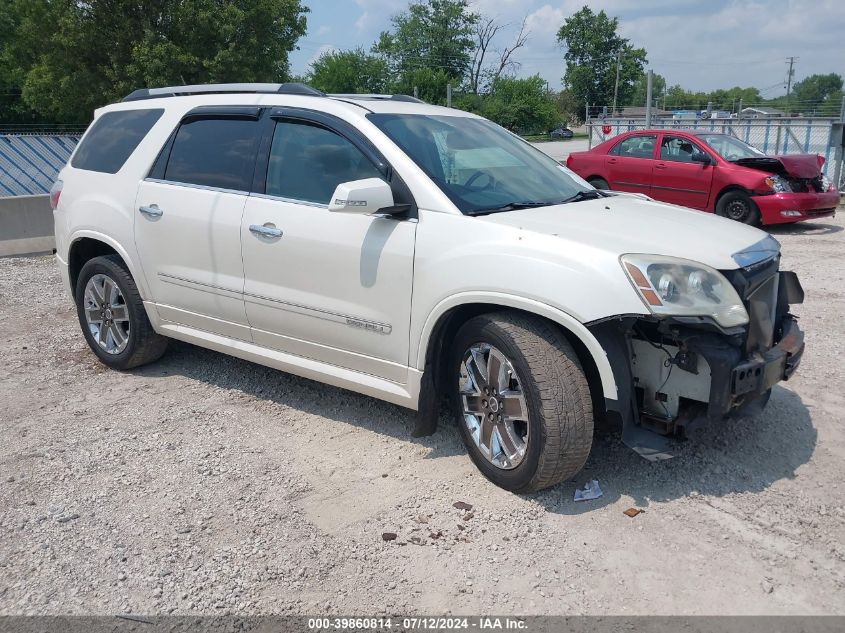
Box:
(1, 212), (845, 615)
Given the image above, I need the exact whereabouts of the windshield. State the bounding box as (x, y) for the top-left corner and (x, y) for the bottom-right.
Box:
(697, 134), (765, 161)
(368, 114), (591, 214)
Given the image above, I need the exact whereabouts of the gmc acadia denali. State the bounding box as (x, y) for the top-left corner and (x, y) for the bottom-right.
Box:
(51, 83), (805, 492)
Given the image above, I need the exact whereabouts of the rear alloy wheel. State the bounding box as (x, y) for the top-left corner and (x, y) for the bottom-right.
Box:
(451, 312), (593, 493)
(75, 255), (168, 370)
(717, 191), (760, 225)
(83, 274), (131, 355)
(588, 177), (609, 190)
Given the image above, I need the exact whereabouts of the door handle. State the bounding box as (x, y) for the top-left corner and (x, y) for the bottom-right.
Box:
(249, 223), (283, 238)
(139, 204), (163, 218)
(655, 163), (667, 169)
(607, 158), (618, 164)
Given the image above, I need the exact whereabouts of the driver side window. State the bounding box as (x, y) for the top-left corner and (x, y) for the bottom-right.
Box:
(266, 120), (382, 205)
(660, 136), (701, 163)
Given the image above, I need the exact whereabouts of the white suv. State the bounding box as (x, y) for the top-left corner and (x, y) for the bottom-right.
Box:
(52, 83), (806, 492)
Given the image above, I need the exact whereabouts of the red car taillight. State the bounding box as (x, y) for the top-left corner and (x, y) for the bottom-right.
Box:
(49, 180), (63, 210)
(817, 155), (825, 170)
(566, 155), (573, 168)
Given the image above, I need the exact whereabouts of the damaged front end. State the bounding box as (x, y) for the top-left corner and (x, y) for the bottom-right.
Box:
(591, 237), (805, 460)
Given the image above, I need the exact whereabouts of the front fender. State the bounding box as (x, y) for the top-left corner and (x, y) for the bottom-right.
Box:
(414, 291), (618, 400)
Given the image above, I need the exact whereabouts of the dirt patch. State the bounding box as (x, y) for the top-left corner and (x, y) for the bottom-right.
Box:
(1, 213), (845, 615)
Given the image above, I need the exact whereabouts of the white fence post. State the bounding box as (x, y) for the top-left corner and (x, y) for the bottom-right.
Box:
(834, 96), (845, 191)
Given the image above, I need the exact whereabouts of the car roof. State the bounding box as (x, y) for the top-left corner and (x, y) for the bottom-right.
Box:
(99, 83), (478, 120)
(618, 129), (725, 137)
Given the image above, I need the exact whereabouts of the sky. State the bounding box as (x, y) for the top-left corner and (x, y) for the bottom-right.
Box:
(289, 0), (845, 101)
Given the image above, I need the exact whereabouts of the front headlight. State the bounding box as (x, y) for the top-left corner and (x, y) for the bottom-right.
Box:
(821, 175), (832, 191)
(765, 175), (792, 193)
(621, 254), (749, 327)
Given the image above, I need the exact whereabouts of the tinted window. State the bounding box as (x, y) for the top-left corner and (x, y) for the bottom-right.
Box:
(266, 120), (382, 204)
(164, 117), (260, 191)
(611, 135), (657, 159)
(72, 109), (163, 173)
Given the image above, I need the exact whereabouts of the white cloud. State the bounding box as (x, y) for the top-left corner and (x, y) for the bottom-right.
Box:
(354, 0), (403, 33)
(305, 44), (339, 70)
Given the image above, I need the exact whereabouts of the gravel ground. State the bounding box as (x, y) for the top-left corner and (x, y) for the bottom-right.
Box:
(1, 212), (844, 616)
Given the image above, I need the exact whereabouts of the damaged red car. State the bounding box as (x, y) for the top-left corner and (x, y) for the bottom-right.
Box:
(566, 130), (839, 225)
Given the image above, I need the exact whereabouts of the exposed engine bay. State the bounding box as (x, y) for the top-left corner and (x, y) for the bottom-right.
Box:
(590, 252), (805, 460)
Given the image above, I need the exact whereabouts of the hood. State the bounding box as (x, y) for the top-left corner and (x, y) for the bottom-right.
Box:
(477, 195), (770, 270)
(733, 154), (822, 179)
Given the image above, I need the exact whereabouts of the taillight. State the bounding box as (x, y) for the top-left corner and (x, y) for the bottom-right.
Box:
(566, 155), (573, 168)
(49, 180), (63, 210)
(817, 155), (825, 169)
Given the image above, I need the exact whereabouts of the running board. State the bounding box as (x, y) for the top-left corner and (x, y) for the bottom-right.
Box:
(157, 321), (422, 410)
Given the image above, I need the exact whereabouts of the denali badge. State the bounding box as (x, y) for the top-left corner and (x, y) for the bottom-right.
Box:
(346, 317), (391, 334)
(333, 199), (368, 207)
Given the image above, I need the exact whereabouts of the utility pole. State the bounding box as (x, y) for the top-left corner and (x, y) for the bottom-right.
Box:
(612, 50), (622, 115)
(785, 56), (797, 113)
(645, 70), (653, 127)
(446, 83), (452, 108)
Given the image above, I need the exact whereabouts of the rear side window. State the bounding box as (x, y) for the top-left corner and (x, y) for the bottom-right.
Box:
(610, 135), (657, 159)
(163, 117), (261, 191)
(71, 109), (163, 173)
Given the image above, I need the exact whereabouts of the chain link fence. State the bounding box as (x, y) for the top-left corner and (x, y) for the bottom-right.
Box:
(586, 116), (843, 187)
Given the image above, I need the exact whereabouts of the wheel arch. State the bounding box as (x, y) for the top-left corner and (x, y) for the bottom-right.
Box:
(416, 293), (618, 407)
(67, 231), (149, 300)
(713, 184), (753, 211)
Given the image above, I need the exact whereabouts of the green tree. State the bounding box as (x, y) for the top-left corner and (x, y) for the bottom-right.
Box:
(1, 0), (308, 123)
(373, 0), (477, 100)
(556, 6), (647, 112)
(481, 75), (558, 133)
(790, 73), (843, 114)
(708, 86), (762, 112)
(308, 48), (389, 94)
(629, 72), (666, 109)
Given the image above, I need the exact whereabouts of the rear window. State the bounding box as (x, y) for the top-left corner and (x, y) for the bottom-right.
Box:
(163, 117), (261, 191)
(71, 109), (164, 173)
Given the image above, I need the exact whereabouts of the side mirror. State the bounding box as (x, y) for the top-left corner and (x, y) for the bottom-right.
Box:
(328, 178), (396, 215)
(691, 151), (714, 165)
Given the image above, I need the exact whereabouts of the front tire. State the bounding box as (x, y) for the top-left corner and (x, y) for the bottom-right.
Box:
(75, 255), (168, 370)
(716, 191), (760, 225)
(450, 312), (593, 493)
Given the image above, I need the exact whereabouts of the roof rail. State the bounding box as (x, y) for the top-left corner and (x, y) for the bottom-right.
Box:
(122, 82), (325, 102)
(328, 93), (425, 104)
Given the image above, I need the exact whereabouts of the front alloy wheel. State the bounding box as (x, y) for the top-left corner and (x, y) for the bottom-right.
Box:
(459, 343), (530, 470)
(451, 312), (594, 493)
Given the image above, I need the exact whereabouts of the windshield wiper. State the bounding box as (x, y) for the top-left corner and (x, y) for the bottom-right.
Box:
(466, 201), (555, 215)
(558, 189), (606, 204)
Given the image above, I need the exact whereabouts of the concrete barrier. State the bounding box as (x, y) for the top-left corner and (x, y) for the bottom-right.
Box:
(0, 195), (54, 257)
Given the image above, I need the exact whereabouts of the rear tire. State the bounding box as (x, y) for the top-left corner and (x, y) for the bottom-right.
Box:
(716, 191), (760, 225)
(75, 255), (168, 370)
(450, 312), (593, 493)
(588, 177), (609, 190)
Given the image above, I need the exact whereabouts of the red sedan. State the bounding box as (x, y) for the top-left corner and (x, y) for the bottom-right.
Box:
(565, 130), (839, 225)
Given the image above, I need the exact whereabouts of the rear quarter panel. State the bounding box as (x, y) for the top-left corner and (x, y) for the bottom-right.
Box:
(56, 104), (185, 300)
